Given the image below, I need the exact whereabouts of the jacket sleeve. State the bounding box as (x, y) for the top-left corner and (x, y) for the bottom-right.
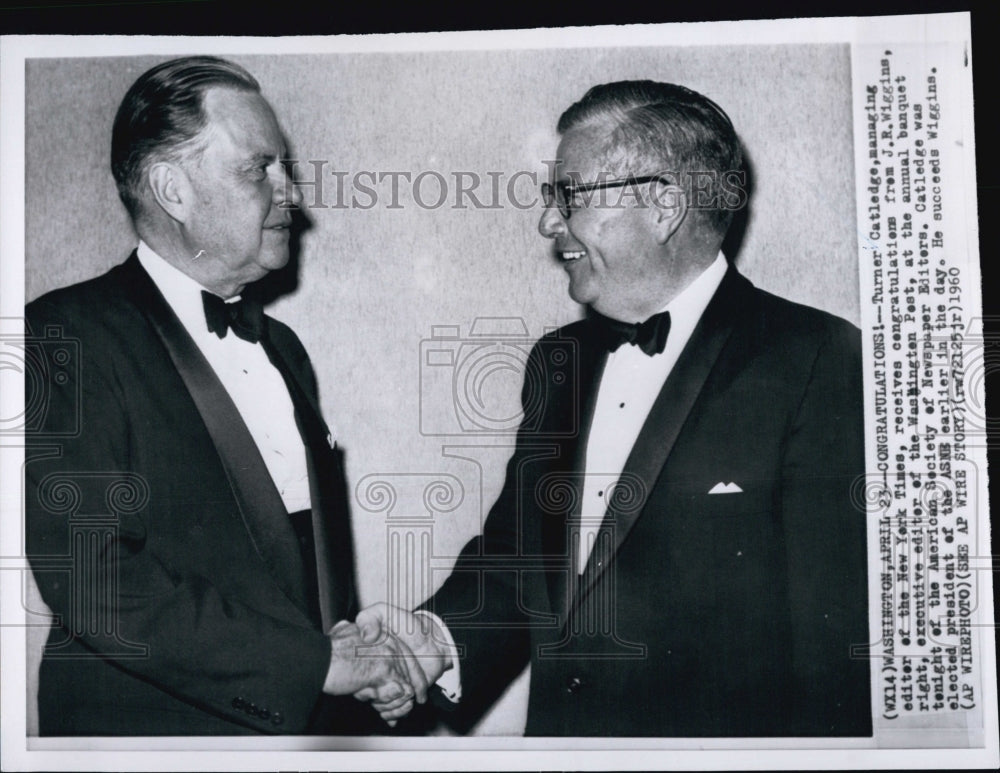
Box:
(24, 299), (333, 734)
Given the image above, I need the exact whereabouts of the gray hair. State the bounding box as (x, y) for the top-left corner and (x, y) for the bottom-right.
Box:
(557, 80), (745, 234)
(110, 56), (260, 219)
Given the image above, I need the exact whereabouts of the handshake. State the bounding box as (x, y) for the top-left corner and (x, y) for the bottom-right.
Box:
(321, 603), (453, 724)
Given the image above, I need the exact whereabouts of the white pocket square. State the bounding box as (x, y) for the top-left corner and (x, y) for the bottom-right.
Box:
(708, 481), (743, 494)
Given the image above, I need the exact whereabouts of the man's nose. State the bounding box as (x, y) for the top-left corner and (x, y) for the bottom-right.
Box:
(538, 205), (566, 239)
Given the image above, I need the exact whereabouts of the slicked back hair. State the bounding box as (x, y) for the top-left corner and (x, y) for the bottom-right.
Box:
(110, 56), (260, 219)
(557, 80), (744, 235)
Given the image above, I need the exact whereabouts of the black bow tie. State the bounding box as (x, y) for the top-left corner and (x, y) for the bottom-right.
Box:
(595, 310), (672, 356)
(202, 290), (265, 343)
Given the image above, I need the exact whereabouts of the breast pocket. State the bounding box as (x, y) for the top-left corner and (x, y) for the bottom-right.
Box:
(673, 482), (780, 578)
(684, 480), (775, 521)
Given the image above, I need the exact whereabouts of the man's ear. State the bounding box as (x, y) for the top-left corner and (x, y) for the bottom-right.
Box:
(147, 161), (193, 223)
(648, 181), (688, 244)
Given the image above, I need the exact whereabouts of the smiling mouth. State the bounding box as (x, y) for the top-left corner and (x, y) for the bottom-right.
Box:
(559, 249), (587, 262)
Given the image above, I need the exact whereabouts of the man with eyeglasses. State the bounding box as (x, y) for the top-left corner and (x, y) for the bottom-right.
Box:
(356, 80), (871, 737)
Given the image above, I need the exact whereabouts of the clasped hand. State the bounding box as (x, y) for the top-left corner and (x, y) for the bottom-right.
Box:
(322, 604), (451, 724)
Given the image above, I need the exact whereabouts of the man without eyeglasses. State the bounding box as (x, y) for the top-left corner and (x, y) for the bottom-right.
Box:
(25, 56), (426, 736)
(356, 80), (871, 737)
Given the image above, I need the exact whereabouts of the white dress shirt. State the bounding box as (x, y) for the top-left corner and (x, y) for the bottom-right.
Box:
(577, 253), (727, 573)
(137, 242), (312, 514)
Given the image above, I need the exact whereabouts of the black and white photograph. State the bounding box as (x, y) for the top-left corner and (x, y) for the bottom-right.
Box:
(0, 12), (995, 771)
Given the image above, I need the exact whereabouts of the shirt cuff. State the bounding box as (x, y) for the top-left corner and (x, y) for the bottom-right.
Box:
(322, 619), (352, 693)
(413, 610), (461, 703)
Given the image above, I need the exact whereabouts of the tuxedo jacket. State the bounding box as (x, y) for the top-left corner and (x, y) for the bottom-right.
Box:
(426, 267), (872, 737)
(25, 253), (367, 736)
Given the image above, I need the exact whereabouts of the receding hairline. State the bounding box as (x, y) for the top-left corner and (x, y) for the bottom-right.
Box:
(554, 112), (662, 179)
(141, 85), (277, 179)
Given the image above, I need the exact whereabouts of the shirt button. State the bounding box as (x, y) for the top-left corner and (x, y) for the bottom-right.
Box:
(566, 676), (582, 693)
(271, 712), (284, 726)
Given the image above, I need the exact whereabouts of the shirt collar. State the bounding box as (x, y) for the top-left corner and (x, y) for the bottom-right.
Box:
(663, 251), (728, 316)
(136, 240), (236, 341)
(596, 252), (727, 362)
(658, 251), (728, 343)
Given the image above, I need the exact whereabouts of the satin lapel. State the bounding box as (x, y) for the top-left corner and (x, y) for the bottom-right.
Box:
(260, 335), (354, 631)
(119, 255), (311, 615)
(577, 267), (750, 602)
(543, 323), (609, 624)
(309, 444), (357, 628)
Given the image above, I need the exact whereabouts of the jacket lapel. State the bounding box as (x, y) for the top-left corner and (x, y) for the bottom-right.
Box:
(542, 325), (608, 623)
(118, 254), (312, 618)
(575, 267), (751, 604)
(308, 444), (356, 629)
(261, 334), (356, 630)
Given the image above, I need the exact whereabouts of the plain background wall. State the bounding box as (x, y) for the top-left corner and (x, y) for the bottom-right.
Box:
(23, 44), (857, 736)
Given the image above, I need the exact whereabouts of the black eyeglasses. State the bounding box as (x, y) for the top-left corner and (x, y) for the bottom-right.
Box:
(540, 175), (666, 220)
